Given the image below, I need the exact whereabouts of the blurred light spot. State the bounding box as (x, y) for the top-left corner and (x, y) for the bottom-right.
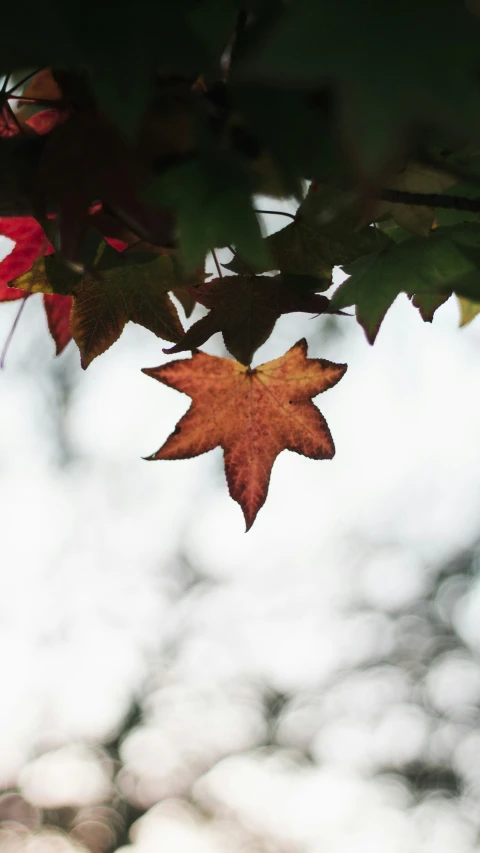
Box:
(0, 794), (40, 830)
(426, 655), (480, 715)
(70, 819), (116, 852)
(19, 746), (111, 807)
(360, 550), (426, 611)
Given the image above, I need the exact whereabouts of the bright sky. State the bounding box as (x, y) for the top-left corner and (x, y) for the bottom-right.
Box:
(1, 212), (480, 852)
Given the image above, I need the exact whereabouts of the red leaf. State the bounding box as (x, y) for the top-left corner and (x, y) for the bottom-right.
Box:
(0, 217), (49, 302)
(43, 294), (73, 355)
(25, 108), (68, 135)
(0, 104), (20, 138)
(38, 113), (174, 266)
(21, 69), (63, 103)
(144, 339), (347, 529)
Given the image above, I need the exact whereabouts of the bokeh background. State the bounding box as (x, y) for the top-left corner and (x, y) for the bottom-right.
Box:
(2, 207), (480, 852)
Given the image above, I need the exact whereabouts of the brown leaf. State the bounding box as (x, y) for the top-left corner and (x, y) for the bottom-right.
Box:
(165, 274), (331, 364)
(11, 249), (188, 368)
(144, 339), (347, 529)
(457, 295), (480, 326)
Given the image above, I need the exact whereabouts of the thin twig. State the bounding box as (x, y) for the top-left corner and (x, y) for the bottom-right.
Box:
(211, 248), (223, 278)
(254, 208), (296, 220)
(7, 68), (42, 95)
(0, 294), (30, 368)
(375, 187), (480, 212)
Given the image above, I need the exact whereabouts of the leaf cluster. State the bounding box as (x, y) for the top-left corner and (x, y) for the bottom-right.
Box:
(1, 2), (480, 525)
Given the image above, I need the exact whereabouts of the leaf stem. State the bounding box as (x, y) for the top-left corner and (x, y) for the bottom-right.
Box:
(375, 187), (480, 213)
(254, 209), (296, 220)
(211, 248), (223, 278)
(0, 294), (30, 368)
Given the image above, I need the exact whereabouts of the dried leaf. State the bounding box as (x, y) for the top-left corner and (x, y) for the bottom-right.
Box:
(43, 293), (73, 354)
(0, 217), (49, 302)
(457, 295), (480, 326)
(12, 246), (189, 367)
(165, 274), (332, 364)
(143, 339), (347, 529)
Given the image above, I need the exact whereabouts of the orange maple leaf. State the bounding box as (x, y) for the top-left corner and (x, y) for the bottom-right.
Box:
(143, 340), (347, 529)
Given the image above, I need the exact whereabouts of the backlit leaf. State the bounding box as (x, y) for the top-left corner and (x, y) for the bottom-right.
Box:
(43, 293), (73, 354)
(331, 223), (480, 342)
(143, 339), (347, 529)
(165, 274), (332, 364)
(0, 217), (49, 303)
(225, 183), (388, 284)
(370, 160), (457, 237)
(11, 246), (192, 367)
(457, 296), (480, 326)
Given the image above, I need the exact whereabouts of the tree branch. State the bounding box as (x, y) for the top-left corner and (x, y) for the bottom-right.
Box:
(376, 187), (480, 213)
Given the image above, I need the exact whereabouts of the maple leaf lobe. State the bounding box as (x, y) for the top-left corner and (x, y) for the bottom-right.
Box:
(143, 339), (347, 529)
(164, 274), (332, 365)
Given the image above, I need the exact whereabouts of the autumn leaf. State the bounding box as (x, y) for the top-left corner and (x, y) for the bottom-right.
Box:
(25, 109), (68, 135)
(165, 274), (332, 364)
(20, 68), (63, 104)
(457, 296), (480, 326)
(173, 287), (197, 318)
(11, 245), (190, 367)
(143, 339), (347, 529)
(43, 294), (73, 355)
(38, 112), (175, 266)
(0, 217), (49, 302)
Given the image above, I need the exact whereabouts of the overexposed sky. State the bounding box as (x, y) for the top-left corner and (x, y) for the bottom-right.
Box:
(1, 213), (480, 852)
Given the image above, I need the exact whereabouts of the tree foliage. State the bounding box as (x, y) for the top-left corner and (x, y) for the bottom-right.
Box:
(2, 1), (480, 525)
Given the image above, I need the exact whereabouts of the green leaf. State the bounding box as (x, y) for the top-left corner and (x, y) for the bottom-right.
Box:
(411, 292), (451, 322)
(237, 0), (480, 172)
(375, 218), (413, 244)
(331, 223), (480, 342)
(144, 153), (269, 271)
(64, 1), (222, 139)
(226, 183), (389, 285)
(435, 182), (480, 228)
(230, 85), (348, 194)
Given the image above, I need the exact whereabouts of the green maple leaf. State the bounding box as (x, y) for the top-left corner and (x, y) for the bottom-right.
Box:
(238, 0), (480, 172)
(225, 183), (388, 285)
(144, 152), (269, 271)
(330, 223), (480, 342)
